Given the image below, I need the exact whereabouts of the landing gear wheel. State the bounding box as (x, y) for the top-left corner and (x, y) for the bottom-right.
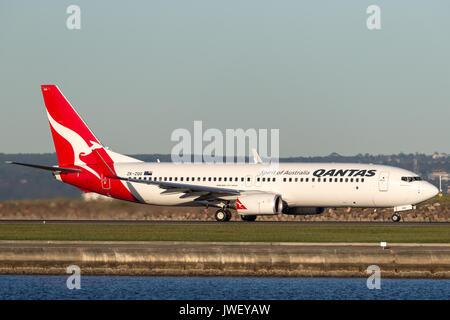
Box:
(241, 215), (257, 222)
(215, 209), (229, 222)
(391, 213), (401, 223)
(224, 210), (232, 222)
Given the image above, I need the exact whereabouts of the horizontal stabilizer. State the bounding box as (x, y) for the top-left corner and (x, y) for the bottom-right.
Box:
(5, 161), (82, 173)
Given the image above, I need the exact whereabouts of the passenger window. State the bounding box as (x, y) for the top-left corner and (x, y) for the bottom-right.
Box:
(306, 178), (309, 182)
(208, 177), (211, 181)
(283, 178), (286, 182)
(361, 178), (364, 182)
(312, 178), (315, 182)
(318, 178), (321, 182)
(180, 177), (183, 182)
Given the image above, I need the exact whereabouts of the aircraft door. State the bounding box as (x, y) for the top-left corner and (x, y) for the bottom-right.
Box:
(101, 174), (111, 190)
(378, 171), (389, 192)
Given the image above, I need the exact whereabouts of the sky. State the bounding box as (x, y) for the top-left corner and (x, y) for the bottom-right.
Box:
(0, 0), (449, 157)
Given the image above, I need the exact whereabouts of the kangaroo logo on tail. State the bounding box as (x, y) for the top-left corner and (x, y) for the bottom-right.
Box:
(47, 110), (103, 178)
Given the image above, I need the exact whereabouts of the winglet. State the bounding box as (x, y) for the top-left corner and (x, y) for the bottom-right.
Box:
(252, 149), (262, 164)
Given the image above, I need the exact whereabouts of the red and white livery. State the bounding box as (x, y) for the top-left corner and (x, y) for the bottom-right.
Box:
(8, 85), (439, 222)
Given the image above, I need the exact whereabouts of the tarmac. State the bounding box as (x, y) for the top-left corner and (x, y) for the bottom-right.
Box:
(0, 219), (448, 226)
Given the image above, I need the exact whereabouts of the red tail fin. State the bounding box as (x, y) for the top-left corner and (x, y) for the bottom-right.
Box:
(41, 85), (107, 167)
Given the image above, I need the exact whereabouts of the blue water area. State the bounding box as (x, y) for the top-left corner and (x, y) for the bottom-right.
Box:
(0, 276), (448, 300)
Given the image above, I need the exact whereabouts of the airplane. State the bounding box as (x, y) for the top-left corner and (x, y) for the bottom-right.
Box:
(7, 85), (439, 223)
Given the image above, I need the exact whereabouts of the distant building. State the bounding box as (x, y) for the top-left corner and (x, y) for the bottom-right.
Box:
(432, 153), (448, 159)
(81, 192), (113, 201)
(428, 171), (449, 181)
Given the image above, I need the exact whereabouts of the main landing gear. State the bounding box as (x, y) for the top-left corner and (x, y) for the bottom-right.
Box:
(215, 208), (232, 222)
(391, 213), (401, 223)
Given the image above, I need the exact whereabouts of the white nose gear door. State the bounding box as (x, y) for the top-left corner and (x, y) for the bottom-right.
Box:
(378, 171), (389, 191)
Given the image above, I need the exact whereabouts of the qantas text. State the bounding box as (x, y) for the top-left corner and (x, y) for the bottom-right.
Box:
(313, 169), (376, 177)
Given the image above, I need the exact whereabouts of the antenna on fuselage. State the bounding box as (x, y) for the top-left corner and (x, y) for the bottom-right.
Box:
(252, 149), (262, 164)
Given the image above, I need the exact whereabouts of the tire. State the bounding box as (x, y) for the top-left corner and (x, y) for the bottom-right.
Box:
(391, 214), (401, 222)
(224, 210), (232, 221)
(215, 209), (228, 222)
(241, 215), (257, 222)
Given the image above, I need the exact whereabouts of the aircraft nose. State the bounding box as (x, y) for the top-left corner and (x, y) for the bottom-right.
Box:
(423, 182), (439, 200)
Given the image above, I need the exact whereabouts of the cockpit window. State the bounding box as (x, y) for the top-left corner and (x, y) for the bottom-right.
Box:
(401, 176), (422, 182)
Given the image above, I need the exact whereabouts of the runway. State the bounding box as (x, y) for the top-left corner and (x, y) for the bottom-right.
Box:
(0, 219), (448, 226)
(0, 240), (449, 249)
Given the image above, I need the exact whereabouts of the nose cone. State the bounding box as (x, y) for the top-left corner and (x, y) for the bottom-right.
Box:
(423, 182), (439, 200)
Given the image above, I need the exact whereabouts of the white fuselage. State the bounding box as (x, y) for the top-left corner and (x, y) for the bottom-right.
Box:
(106, 162), (438, 209)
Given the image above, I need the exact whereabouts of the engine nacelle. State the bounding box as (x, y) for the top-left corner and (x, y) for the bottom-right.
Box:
(282, 207), (325, 215)
(235, 194), (283, 215)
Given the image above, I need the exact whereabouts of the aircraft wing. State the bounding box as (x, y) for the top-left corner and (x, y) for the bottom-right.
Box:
(115, 176), (241, 200)
(94, 150), (241, 201)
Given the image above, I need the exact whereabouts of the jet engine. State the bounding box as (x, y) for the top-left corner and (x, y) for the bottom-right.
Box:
(235, 194), (284, 215)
